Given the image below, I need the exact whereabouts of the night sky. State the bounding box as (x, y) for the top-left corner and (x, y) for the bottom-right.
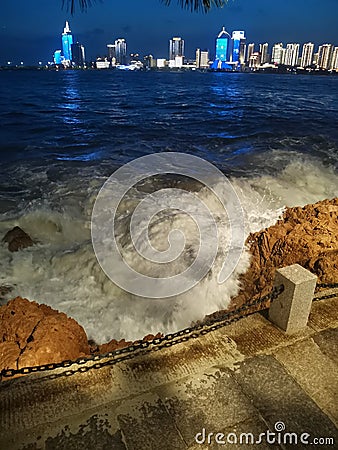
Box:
(1, 0), (338, 65)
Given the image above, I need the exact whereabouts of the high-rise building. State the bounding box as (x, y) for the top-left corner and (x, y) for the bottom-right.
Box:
(317, 44), (333, 69)
(115, 38), (127, 65)
(196, 48), (209, 69)
(215, 27), (231, 62)
(331, 47), (338, 70)
(259, 43), (269, 64)
(62, 21), (73, 64)
(300, 42), (314, 68)
(71, 42), (86, 66)
(232, 31), (246, 66)
(284, 43), (300, 66)
(107, 44), (116, 61)
(271, 43), (285, 65)
(249, 52), (261, 69)
(246, 43), (255, 63)
(211, 27), (232, 69)
(169, 37), (184, 61)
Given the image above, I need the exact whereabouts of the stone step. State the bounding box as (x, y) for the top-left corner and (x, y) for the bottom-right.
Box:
(232, 354), (337, 449)
(274, 334), (338, 427)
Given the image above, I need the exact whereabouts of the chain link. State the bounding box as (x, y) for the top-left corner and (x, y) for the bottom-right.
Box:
(315, 282), (338, 291)
(0, 281), (336, 381)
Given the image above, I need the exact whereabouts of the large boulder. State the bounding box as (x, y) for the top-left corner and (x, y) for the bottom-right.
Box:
(2, 226), (34, 252)
(0, 297), (90, 373)
(230, 197), (338, 310)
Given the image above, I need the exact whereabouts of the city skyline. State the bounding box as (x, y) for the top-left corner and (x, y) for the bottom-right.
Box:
(1, 0), (338, 65)
(5, 20), (338, 70)
(49, 21), (338, 73)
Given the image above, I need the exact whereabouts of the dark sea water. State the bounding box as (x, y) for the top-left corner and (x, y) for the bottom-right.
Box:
(1, 70), (338, 166)
(0, 70), (337, 342)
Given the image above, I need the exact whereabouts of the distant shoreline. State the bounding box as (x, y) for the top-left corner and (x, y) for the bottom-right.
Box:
(1, 65), (338, 76)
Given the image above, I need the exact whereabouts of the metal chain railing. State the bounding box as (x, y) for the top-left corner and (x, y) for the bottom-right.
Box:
(313, 282), (338, 301)
(1, 281), (337, 382)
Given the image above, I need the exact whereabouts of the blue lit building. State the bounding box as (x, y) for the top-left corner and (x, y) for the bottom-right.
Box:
(62, 21), (73, 64)
(53, 50), (62, 65)
(232, 31), (246, 69)
(211, 27), (232, 70)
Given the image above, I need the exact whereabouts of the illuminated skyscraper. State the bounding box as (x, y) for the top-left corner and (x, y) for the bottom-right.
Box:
(317, 44), (333, 69)
(284, 43), (300, 66)
(232, 31), (246, 67)
(259, 43), (269, 64)
(246, 43), (255, 63)
(71, 42), (86, 66)
(211, 27), (232, 70)
(300, 43), (314, 68)
(107, 44), (116, 61)
(215, 27), (231, 62)
(331, 47), (338, 70)
(249, 52), (261, 69)
(196, 49), (209, 69)
(62, 21), (73, 64)
(115, 38), (127, 65)
(169, 37), (184, 61)
(271, 43), (285, 64)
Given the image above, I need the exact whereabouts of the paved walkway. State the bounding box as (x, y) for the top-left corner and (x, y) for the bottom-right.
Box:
(0, 295), (337, 450)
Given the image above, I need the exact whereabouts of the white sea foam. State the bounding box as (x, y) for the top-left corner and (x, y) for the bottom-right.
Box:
(0, 154), (337, 343)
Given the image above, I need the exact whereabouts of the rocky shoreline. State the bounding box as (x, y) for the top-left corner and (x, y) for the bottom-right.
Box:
(1, 198), (337, 374)
(206, 197), (338, 321)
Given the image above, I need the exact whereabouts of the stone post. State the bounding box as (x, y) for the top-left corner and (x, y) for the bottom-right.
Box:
(269, 264), (317, 334)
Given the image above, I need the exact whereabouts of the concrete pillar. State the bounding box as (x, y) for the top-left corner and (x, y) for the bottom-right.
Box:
(269, 264), (317, 334)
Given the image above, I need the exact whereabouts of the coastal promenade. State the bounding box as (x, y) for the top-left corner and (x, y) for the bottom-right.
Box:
(0, 289), (337, 449)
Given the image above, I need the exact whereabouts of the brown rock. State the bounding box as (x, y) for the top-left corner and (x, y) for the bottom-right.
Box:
(18, 315), (89, 369)
(231, 197), (338, 310)
(0, 297), (90, 373)
(2, 226), (34, 252)
(98, 338), (133, 354)
(142, 332), (163, 342)
(205, 197), (338, 322)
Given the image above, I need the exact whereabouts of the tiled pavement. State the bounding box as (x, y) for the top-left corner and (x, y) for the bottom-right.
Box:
(0, 296), (337, 450)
